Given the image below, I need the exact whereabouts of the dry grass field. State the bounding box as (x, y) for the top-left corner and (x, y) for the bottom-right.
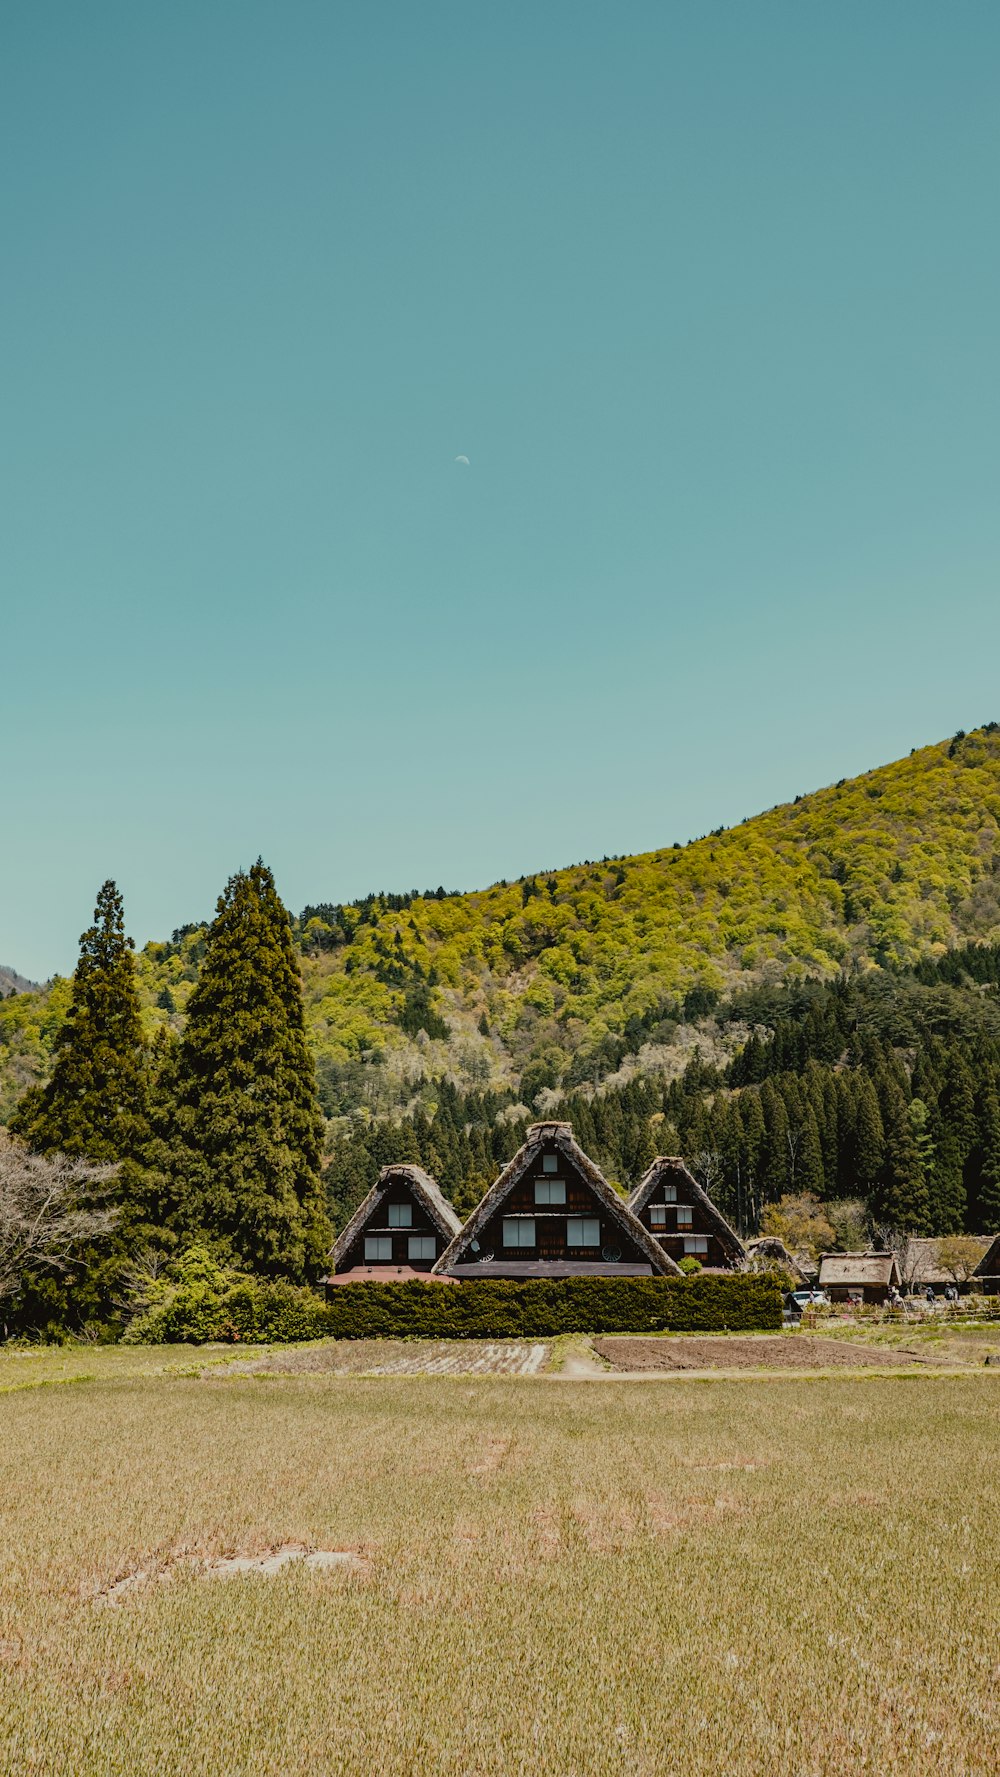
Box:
(1, 1344), (998, 1776)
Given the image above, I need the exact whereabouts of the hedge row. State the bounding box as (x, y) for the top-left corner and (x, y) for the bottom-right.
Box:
(322, 1274), (783, 1339)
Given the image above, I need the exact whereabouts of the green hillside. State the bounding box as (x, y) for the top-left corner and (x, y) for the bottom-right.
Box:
(3, 725), (1000, 1125)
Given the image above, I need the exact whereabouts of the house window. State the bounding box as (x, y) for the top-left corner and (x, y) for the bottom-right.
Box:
(503, 1217), (535, 1248)
(566, 1218), (601, 1247)
(365, 1237), (392, 1262)
(542, 1154), (559, 1173)
(535, 1179), (566, 1205)
(683, 1237), (709, 1255)
(408, 1236), (436, 1262)
(676, 1206), (693, 1228)
(663, 1184), (677, 1203)
(387, 1202), (412, 1227)
(649, 1205), (668, 1227)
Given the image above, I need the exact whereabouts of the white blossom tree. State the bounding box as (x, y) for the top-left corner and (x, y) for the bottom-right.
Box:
(0, 1135), (118, 1303)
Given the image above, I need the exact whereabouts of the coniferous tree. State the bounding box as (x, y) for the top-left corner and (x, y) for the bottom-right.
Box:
(155, 861), (331, 1279)
(852, 1077), (885, 1198)
(13, 881), (147, 1164)
(760, 1081), (790, 1203)
(970, 1080), (1000, 1233)
(740, 1089), (767, 1227)
(10, 881), (151, 1330)
(796, 1107), (825, 1199)
(874, 1076), (931, 1234)
(929, 1050), (977, 1233)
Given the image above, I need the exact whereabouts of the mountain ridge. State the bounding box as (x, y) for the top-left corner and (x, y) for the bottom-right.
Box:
(2, 724), (1000, 1122)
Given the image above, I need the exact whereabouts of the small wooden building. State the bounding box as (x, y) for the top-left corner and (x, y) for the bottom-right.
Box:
(325, 1164), (462, 1284)
(817, 1251), (901, 1304)
(433, 1121), (680, 1280)
(974, 1233), (1000, 1295)
(627, 1157), (745, 1271)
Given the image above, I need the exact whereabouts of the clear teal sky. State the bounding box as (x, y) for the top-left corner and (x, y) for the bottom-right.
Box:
(3, 2), (999, 980)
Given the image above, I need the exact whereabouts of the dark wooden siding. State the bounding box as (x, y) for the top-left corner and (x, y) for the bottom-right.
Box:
(469, 1144), (649, 1269)
(635, 1179), (736, 1269)
(338, 1187), (445, 1272)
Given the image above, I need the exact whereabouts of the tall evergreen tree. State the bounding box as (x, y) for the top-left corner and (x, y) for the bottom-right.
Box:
(929, 1050), (977, 1233)
(970, 1080), (1000, 1233)
(874, 1076), (931, 1234)
(852, 1077), (885, 1198)
(796, 1107), (825, 1199)
(10, 881), (151, 1331)
(12, 880), (147, 1163)
(760, 1081), (790, 1203)
(155, 861), (331, 1279)
(740, 1089), (766, 1218)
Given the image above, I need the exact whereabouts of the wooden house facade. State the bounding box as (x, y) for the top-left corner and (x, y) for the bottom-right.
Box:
(433, 1121), (680, 1279)
(627, 1157), (745, 1271)
(326, 1164), (462, 1284)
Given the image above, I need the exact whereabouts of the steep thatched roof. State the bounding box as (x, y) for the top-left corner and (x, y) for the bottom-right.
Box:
(899, 1235), (991, 1285)
(433, 1121), (682, 1277)
(628, 1157), (746, 1266)
(742, 1237), (811, 1285)
(974, 1233), (1000, 1278)
(329, 1164), (461, 1269)
(818, 1251), (901, 1289)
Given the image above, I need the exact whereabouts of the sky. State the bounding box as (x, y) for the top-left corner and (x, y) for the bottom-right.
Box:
(2, 2), (999, 981)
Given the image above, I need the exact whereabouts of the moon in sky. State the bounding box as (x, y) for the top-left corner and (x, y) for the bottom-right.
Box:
(454, 454), (470, 466)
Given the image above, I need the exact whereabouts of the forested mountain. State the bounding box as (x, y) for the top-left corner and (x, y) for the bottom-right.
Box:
(0, 965), (35, 998)
(4, 726), (1000, 1243)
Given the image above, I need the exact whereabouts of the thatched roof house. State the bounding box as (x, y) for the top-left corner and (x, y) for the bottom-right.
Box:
(743, 1237), (811, 1286)
(897, 1235), (992, 1291)
(974, 1233), (1000, 1293)
(627, 1157), (745, 1270)
(817, 1251), (901, 1303)
(434, 1121), (681, 1279)
(326, 1164), (462, 1283)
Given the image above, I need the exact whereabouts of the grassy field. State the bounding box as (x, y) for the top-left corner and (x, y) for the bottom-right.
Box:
(1, 1347), (998, 1776)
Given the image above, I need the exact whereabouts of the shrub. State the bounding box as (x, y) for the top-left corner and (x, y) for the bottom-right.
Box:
(322, 1274), (782, 1339)
(122, 1246), (329, 1345)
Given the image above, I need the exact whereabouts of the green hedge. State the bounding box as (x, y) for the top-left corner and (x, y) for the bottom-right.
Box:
(322, 1274), (782, 1339)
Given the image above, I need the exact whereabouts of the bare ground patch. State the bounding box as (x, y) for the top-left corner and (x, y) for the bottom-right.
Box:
(215, 1339), (549, 1378)
(592, 1335), (944, 1372)
(92, 1545), (370, 1606)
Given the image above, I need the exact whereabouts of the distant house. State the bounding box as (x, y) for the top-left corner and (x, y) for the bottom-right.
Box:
(433, 1121), (680, 1280)
(974, 1233), (1000, 1295)
(817, 1251), (901, 1304)
(743, 1237), (812, 1285)
(627, 1157), (745, 1270)
(898, 1235), (991, 1294)
(326, 1164), (462, 1284)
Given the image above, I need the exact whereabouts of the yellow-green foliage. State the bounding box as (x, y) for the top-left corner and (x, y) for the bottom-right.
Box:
(0, 1352), (998, 1773)
(5, 728), (1000, 1108)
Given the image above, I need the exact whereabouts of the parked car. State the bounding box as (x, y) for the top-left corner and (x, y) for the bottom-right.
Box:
(786, 1289), (830, 1313)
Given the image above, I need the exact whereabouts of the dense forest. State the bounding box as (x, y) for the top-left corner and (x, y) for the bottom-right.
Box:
(4, 726), (1000, 1333)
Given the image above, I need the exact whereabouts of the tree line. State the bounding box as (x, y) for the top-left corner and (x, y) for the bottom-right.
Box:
(7, 865), (1000, 1337)
(6, 868), (330, 1336)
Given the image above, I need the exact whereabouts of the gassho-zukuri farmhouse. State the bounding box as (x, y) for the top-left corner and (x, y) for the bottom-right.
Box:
(324, 1121), (746, 1286)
